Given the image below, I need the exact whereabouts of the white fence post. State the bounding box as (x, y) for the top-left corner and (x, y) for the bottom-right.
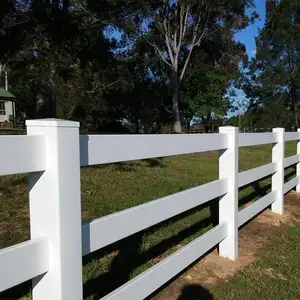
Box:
(297, 128), (300, 193)
(271, 128), (285, 215)
(218, 126), (238, 260)
(26, 119), (82, 300)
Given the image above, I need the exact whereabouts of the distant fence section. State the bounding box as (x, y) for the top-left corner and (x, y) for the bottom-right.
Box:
(0, 128), (25, 135)
(0, 119), (300, 300)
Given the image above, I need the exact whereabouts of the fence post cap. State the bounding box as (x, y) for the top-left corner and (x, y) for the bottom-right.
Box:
(26, 118), (79, 128)
(219, 126), (238, 132)
(272, 127), (285, 132)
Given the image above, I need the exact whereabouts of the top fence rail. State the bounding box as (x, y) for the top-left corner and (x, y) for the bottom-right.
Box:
(1, 129), (300, 176)
(238, 132), (278, 147)
(0, 135), (46, 176)
(285, 132), (300, 141)
(79, 133), (227, 166)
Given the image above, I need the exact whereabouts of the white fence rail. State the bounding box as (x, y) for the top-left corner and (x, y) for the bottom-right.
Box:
(82, 178), (227, 255)
(1, 120), (300, 300)
(79, 133), (227, 166)
(238, 132), (278, 147)
(238, 162), (277, 188)
(0, 135), (46, 175)
(0, 238), (49, 293)
(237, 192), (276, 227)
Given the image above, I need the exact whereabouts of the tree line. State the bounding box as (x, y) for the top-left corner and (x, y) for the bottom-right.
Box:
(239, 0), (300, 130)
(1, 0), (257, 133)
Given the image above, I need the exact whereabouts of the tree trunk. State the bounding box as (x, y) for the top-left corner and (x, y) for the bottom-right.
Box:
(92, 111), (97, 130)
(49, 65), (57, 118)
(171, 73), (182, 133)
(49, 90), (57, 118)
(135, 119), (140, 133)
(295, 102), (299, 127)
(186, 119), (191, 133)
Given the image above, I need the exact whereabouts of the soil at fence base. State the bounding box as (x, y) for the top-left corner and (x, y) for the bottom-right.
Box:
(150, 191), (300, 300)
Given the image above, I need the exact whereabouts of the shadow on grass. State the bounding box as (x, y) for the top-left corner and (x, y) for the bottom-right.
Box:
(82, 199), (218, 299)
(83, 174), (291, 299)
(285, 166), (296, 182)
(238, 165), (296, 209)
(114, 158), (165, 172)
(239, 181), (271, 208)
(0, 280), (31, 299)
(1, 172), (293, 299)
(177, 284), (213, 300)
(83, 158), (165, 172)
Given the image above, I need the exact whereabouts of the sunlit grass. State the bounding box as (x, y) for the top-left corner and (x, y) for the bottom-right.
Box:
(0, 141), (297, 299)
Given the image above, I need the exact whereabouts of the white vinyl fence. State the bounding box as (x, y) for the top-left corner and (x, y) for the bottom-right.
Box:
(1, 119), (300, 300)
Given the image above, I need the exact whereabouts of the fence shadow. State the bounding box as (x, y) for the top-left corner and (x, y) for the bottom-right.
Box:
(114, 158), (165, 172)
(2, 169), (294, 299)
(0, 280), (31, 299)
(83, 158), (165, 172)
(239, 180), (271, 208)
(83, 199), (217, 299)
(285, 166), (296, 182)
(83, 173), (293, 299)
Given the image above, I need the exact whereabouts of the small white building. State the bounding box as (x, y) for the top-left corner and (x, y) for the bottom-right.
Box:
(0, 88), (16, 128)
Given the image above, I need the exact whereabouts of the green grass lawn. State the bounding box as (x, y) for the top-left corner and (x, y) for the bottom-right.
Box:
(0, 141), (297, 299)
(212, 219), (300, 300)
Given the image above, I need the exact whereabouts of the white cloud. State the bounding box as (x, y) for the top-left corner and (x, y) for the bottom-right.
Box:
(251, 50), (257, 57)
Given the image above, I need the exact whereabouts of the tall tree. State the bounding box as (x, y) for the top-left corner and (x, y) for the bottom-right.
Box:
(133, 0), (256, 132)
(245, 0), (300, 126)
(180, 31), (247, 131)
(1, 1), (253, 132)
(4, 1), (123, 124)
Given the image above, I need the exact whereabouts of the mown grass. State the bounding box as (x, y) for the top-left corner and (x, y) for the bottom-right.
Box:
(212, 219), (300, 300)
(0, 141), (297, 299)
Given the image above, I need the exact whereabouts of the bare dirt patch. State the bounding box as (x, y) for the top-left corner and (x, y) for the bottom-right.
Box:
(152, 191), (300, 300)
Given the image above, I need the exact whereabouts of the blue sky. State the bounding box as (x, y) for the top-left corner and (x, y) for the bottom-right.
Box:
(235, 0), (266, 59)
(231, 0), (266, 114)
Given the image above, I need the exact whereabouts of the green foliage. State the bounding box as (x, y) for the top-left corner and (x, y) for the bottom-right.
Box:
(244, 0), (300, 128)
(0, 1), (254, 132)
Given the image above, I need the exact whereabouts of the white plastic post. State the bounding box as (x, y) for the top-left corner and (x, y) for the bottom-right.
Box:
(218, 126), (238, 260)
(271, 128), (285, 215)
(26, 119), (82, 300)
(297, 128), (300, 193)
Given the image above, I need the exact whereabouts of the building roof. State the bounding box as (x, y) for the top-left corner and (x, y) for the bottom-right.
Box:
(0, 88), (15, 100)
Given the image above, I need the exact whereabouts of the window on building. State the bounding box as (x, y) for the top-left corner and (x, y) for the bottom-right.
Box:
(0, 102), (5, 115)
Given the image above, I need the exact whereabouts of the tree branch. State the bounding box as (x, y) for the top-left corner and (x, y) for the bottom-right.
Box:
(143, 36), (173, 68)
(161, 97), (172, 114)
(164, 31), (175, 66)
(180, 40), (195, 81)
(161, 14), (175, 66)
(179, 4), (213, 81)
(173, 1), (179, 53)
(0, 63), (6, 77)
(182, 4), (190, 38)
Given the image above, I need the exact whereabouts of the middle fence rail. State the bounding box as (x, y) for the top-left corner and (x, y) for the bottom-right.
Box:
(0, 120), (300, 300)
